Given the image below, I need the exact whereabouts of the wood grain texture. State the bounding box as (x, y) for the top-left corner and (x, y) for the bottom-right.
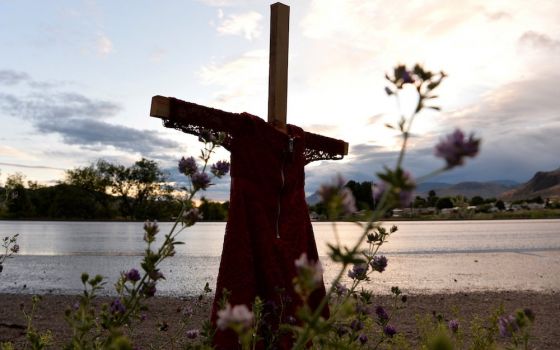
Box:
(267, 2), (290, 130)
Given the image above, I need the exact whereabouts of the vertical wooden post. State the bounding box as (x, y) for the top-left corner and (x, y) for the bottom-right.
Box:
(268, 2), (290, 131)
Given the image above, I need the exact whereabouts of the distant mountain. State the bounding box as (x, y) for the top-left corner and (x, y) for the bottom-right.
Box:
(488, 179), (520, 187)
(415, 182), (452, 194)
(306, 179), (521, 205)
(416, 181), (516, 199)
(500, 167), (560, 201)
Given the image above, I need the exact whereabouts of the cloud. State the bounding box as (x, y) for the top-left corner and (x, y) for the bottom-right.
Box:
(197, 0), (257, 7)
(518, 31), (560, 51)
(302, 124), (338, 135)
(96, 34), (113, 56)
(0, 146), (36, 160)
(303, 66), (560, 191)
(0, 70), (30, 86)
(425, 69), (560, 182)
(198, 50), (268, 111)
(0, 162), (66, 171)
(485, 11), (512, 21)
(35, 118), (179, 156)
(0, 74), (180, 157)
(444, 72), (560, 132)
(0, 92), (121, 121)
(216, 11), (263, 40)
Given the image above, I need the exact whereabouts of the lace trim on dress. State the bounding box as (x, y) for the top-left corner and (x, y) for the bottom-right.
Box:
(162, 119), (233, 151)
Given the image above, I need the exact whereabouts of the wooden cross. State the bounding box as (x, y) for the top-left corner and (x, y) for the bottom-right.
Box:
(150, 2), (349, 155)
(149, 5), (348, 344)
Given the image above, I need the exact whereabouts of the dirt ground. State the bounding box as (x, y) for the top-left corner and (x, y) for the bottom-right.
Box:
(1, 291), (559, 349)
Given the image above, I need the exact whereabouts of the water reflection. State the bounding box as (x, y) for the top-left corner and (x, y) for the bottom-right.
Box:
(1, 220), (559, 295)
(2, 220), (559, 257)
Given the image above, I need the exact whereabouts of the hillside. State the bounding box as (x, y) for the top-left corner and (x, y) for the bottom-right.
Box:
(416, 181), (517, 198)
(500, 167), (560, 201)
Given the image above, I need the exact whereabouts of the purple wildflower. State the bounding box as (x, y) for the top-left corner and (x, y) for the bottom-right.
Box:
(398, 174), (415, 207)
(191, 172), (211, 190)
(435, 129), (480, 169)
(350, 319), (364, 331)
(178, 156), (198, 176)
(110, 298), (126, 315)
(498, 315), (519, 337)
(216, 304), (254, 330)
(182, 208), (202, 226)
(318, 176), (357, 216)
(334, 282), (348, 296)
(371, 255), (388, 273)
(186, 329), (199, 339)
(211, 160), (230, 178)
(347, 263), (368, 280)
(125, 268), (141, 282)
(358, 334), (368, 345)
(140, 313), (147, 322)
(402, 69), (414, 84)
(384, 325), (397, 337)
(372, 171), (415, 208)
(372, 182), (387, 204)
(182, 305), (194, 317)
(294, 253), (324, 285)
(375, 306), (389, 322)
(448, 319), (459, 333)
(340, 187), (357, 214)
(355, 304), (369, 315)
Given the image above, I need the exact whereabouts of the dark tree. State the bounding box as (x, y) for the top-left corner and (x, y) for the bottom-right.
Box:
(469, 196), (485, 206)
(199, 197), (228, 221)
(413, 196), (427, 208)
(436, 197), (454, 210)
(427, 190), (439, 207)
(345, 180), (373, 210)
(97, 158), (169, 219)
(495, 200), (506, 211)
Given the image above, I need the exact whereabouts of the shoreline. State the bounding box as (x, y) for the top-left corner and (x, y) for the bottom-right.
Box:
(1, 291), (559, 349)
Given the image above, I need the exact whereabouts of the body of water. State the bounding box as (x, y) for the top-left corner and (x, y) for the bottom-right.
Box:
(1, 220), (559, 295)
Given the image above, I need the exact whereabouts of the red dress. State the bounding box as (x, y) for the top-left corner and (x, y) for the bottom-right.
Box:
(162, 98), (347, 349)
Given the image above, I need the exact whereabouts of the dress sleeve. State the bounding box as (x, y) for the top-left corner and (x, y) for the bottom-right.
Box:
(304, 131), (348, 164)
(156, 97), (250, 150)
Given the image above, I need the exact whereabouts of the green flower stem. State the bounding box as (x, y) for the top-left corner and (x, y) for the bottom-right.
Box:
(116, 143), (219, 325)
(293, 193), (391, 349)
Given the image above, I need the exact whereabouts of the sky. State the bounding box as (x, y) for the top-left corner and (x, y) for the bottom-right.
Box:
(1, 0), (559, 200)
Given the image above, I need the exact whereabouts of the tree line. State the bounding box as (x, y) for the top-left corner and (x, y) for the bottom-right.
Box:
(0, 159), (229, 221)
(2, 166), (552, 221)
(307, 180), (552, 218)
